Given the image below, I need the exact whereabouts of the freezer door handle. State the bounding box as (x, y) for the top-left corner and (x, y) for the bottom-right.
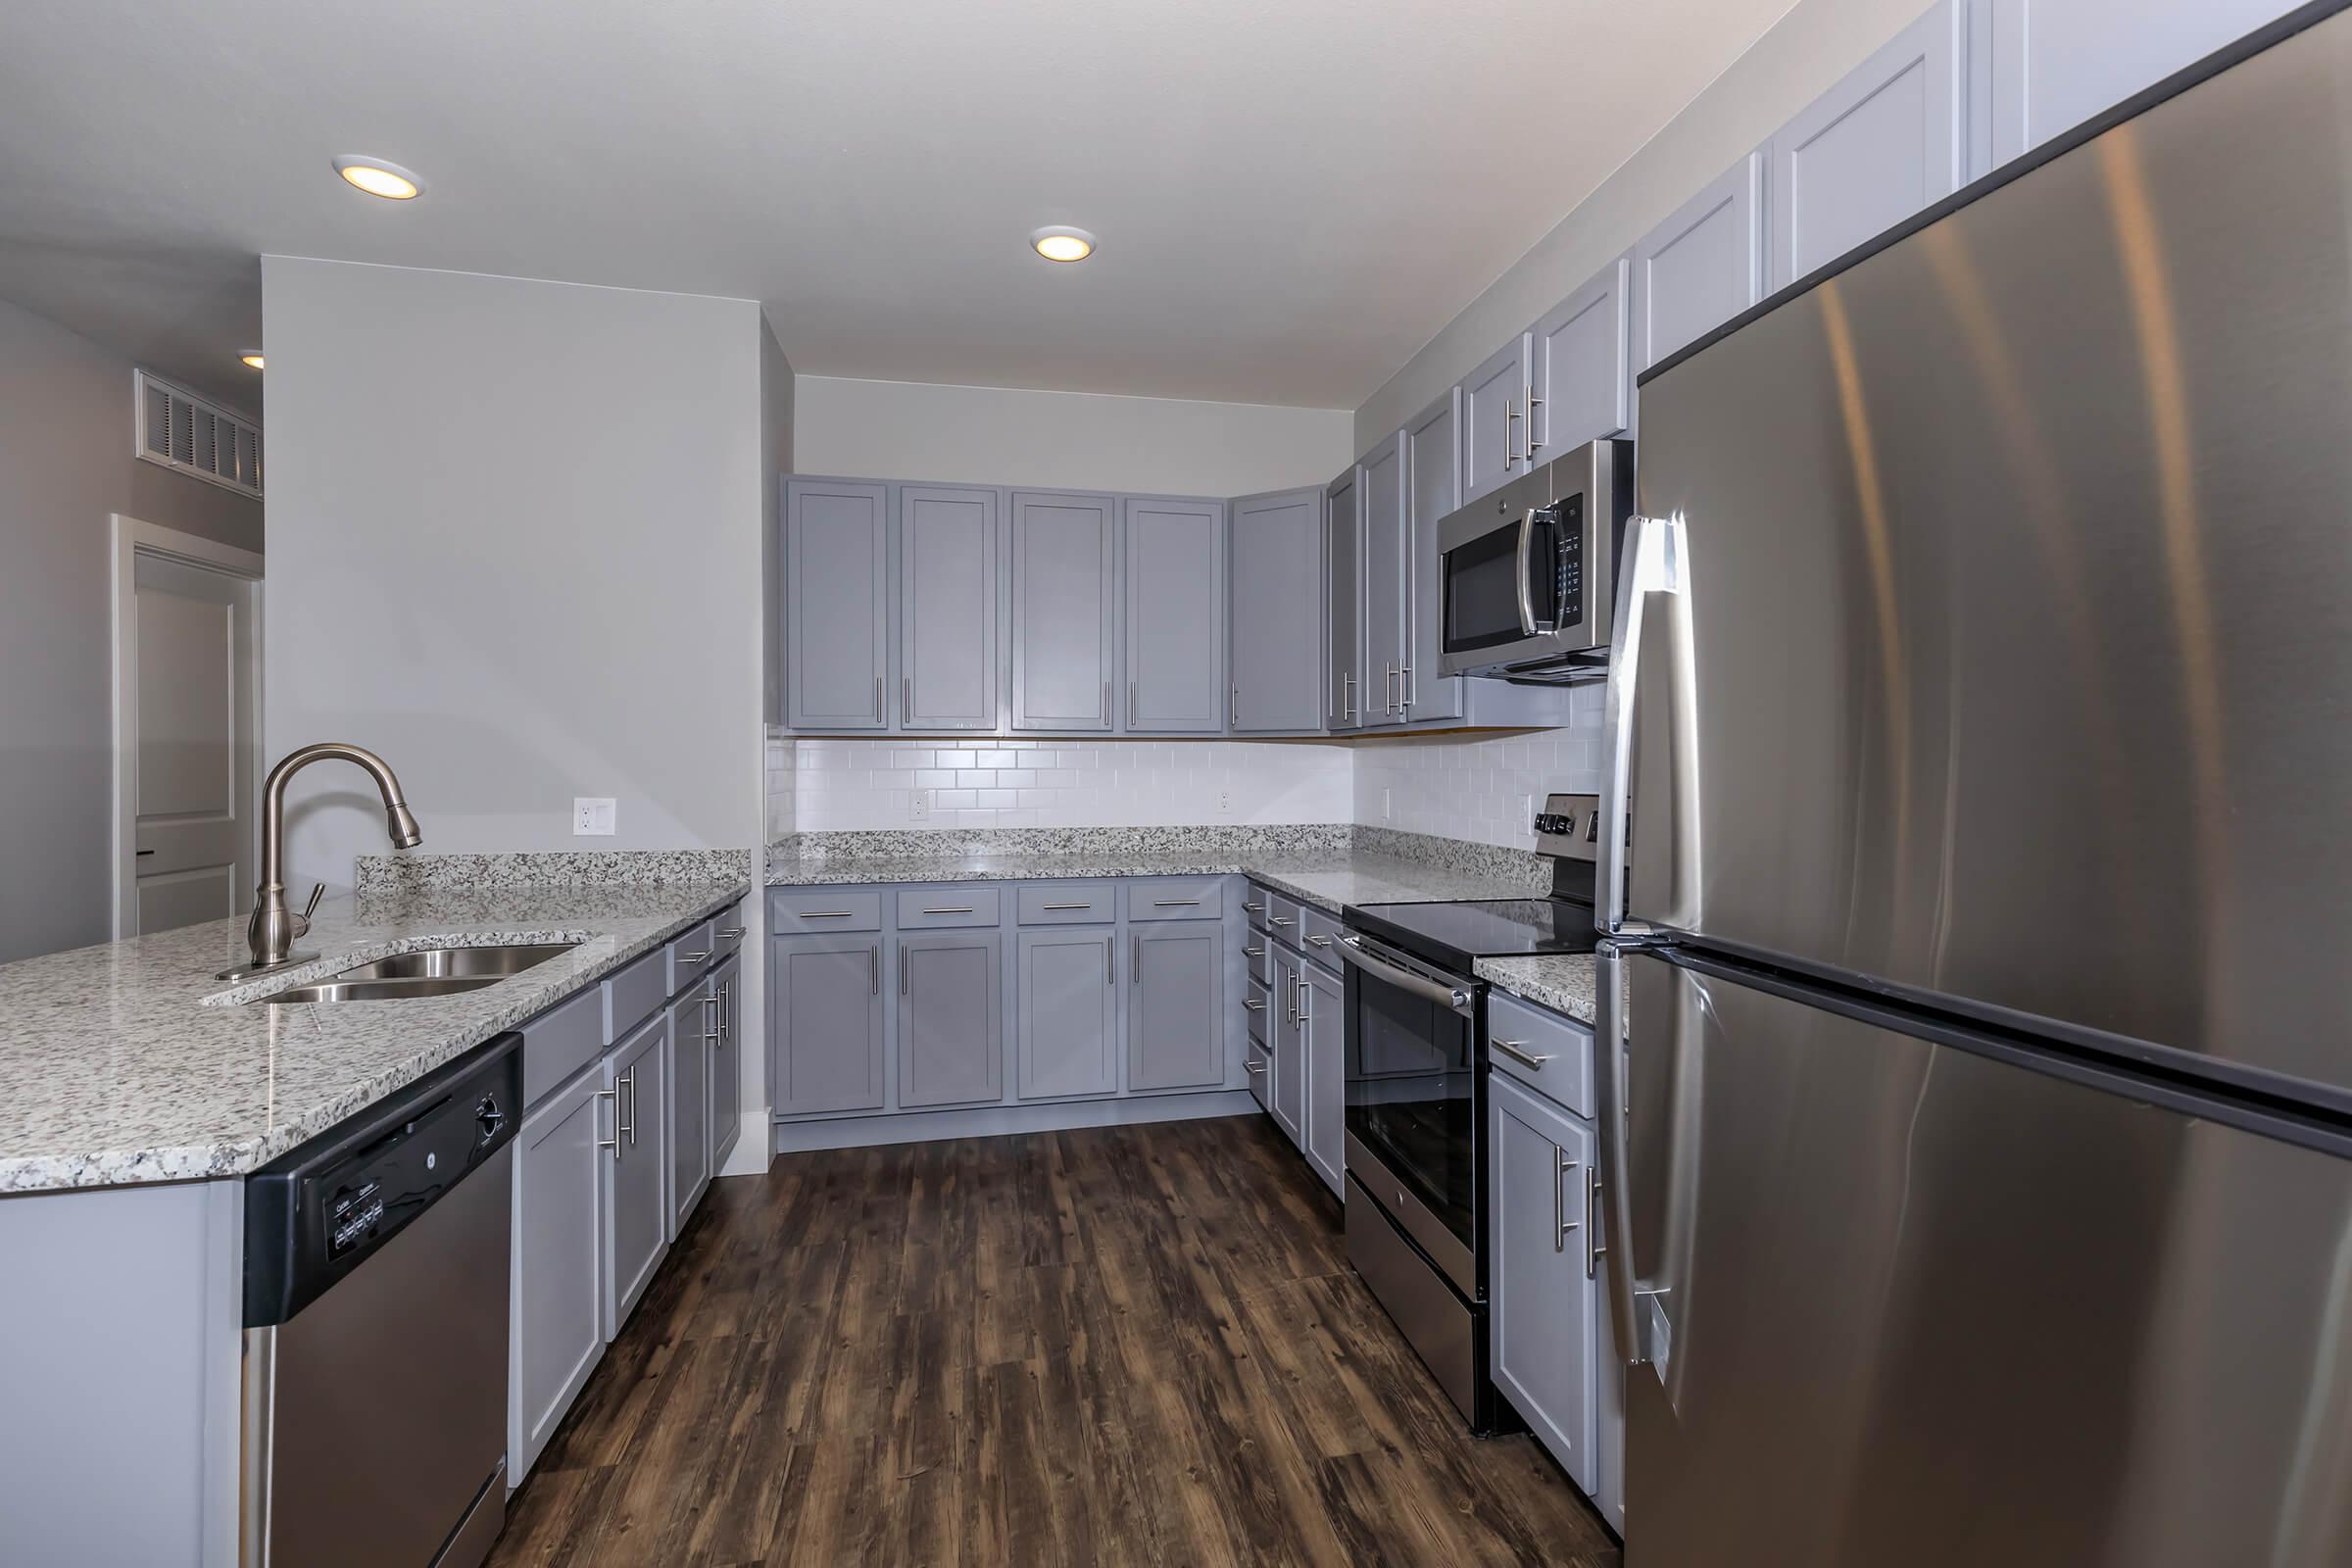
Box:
(1599, 512), (1690, 935)
(1595, 939), (1681, 1404)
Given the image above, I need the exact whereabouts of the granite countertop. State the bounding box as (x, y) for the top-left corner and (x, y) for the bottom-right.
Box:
(1476, 954), (1601, 1025)
(0, 879), (749, 1196)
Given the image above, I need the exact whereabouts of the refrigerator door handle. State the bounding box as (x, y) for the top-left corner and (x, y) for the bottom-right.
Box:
(1596, 940), (1687, 1408)
(1599, 512), (1691, 935)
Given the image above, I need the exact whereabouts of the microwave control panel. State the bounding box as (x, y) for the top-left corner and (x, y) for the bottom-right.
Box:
(1553, 493), (1585, 629)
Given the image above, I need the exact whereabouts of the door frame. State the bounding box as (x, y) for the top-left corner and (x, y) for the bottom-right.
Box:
(110, 514), (266, 940)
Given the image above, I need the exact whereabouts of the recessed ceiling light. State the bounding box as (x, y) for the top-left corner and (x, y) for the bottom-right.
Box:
(240, 353), (265, 369)
(1031, 226), (1096, 263)
(332, 155), (423, 200)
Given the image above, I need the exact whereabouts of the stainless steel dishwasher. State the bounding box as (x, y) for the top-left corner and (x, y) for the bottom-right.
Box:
(241, 1032), (520, 1568)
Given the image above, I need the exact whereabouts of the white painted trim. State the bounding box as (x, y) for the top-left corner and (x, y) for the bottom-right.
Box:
(770, 1090), (1259, 1154)
(111, 515), (266, 941)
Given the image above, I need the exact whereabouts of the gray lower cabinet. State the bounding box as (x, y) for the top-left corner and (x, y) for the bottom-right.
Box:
(1011, 490), (1116, 731)
(601, 1013), (669, 1341)
(1121, 496), (1225, 732)
(509, 1064), (607, 1487)
(898, 930), (1004, 1108)
(1298, 959), (1346, 1195)
(1127, 923), (1227, 1093)
(1488, 1070), (1600, 1494)
(784, 478), (890, 730)
(1269, 947), (1305, 1147)
(1359, 434), (1408, 728)
(1228, 488), (1326, 733)
(900, 484), (1000, 730)
(665, 978), (711, 1240)
(1634, 153), (1767, 375)
(772, 934), (886, 1116)
(1016, 927), (1118, 1100)
(1403, 389), (1463, 724)
(710, 956), (742, 1168)
(1324, 465), (1362, 732)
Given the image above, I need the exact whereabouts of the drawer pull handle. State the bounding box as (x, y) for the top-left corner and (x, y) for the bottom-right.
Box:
(1492, 1038), (1555, 1071)
(1304, 935), (1331, 948)
(717, 926), (747, 939)
(1243, 999), (1266, 1011)
(1269, 916), (1295, 928)
(1152, 899), (1200, 907)
(922, 906), (976, 915)
(799, 911), (856, 919)
(1243, 902), (1265, 913)
(677, 950), (710, 964)
(1245, 1058), (1268, 1075)
(1041, 902), (1094, 911)
(1244, 945), (1265, 958)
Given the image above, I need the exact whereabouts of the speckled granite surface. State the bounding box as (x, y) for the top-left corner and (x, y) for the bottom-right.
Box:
(356, 848), (753, 896)
(0, 879), (748, 1195)
(1477, 954), (1602, 1024)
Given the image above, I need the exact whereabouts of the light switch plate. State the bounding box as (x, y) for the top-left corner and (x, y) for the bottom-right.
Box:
(572, 797), (616, 836)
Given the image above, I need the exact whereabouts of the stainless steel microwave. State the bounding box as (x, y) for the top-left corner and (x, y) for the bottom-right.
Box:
(1437, 438), (1634, 681)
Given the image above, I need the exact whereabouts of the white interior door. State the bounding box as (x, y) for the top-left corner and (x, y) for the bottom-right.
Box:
(127, 552), (257, 936)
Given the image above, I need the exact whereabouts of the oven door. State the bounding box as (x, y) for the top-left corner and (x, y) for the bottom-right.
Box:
(1338, 932), (1482, 1298)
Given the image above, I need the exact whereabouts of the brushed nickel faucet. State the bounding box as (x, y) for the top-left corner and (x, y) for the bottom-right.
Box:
(222, 743), (421, 979)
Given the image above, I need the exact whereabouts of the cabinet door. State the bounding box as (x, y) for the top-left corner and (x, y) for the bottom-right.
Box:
(602, 1014), (669, 1341)
(1228, 489), (1326, 733)
(1358, 435), (1409, 728)
(1299, 960), (1347, 1196)
(773, 934), (885, 1116)
(1977, 0), (2297, 172)
(1770, 0), (1962, 290)
(1403, 388), (1464, 724)
(665, 979), (712, 1239)
(1017, 927), (1118, 1100)
(510, 1066), (607, 1487)
(1324, 466), (1362, 732)
(899, 930), (1004, 1108)
(784, 479), (889, 730)
(1459, 332), (1533, 505)
(1530, 257), (1633, 454)
(901, 485), (1000, 730)
(710, 956), (742, 1170)
(1010, 491), (1116, 731)
(1488, 1073), (1599, 1493)
(1128, 924), (1226, 1093)
(1270, 951), (1305, 1147)
(1634, 153), (1767, 373)
(1122, 497), (1225, 732)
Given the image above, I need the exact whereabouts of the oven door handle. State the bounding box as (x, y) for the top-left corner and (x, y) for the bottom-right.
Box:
(1337, 936), (1475, 1017)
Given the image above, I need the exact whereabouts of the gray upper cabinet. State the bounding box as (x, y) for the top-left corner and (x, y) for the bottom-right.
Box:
(1770, 0), (1963, 290)
(1016, 927), (1118, 1100)
(900, 485), (1000, 731)
(1403, 388), (1464, 725)
(1489, 1072), (1600, 1494)
(1974, 0), (2297, 172)
(1358, 435), (1409, 729)
(1128, 924), (1226, 1093)
(1633, 153), (1767, 374)
(898, 930), (1004, 1108)
(511, 1065), (607, 1487)
(1228, 489), (1326, 734)
(773, 933), (885, 1116)
(1530, 258), (1634, 453)
(601, 1013), (669, 1341)
(784, 479), (890, 730)
(1460, 331), (1534, 505)
(1121, 497), (1225, 733)
(1324, 465), (1363, 733)
(1299, 959), (1346, 1195)
(1010, 491), (1117, 732)
(665, 980), (711, 1240)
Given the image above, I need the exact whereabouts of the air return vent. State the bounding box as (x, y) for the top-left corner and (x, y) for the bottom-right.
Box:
(134, 369), (262, 499)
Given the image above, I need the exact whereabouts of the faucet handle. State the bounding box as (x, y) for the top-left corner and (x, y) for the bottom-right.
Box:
(295, 882), (324, 936)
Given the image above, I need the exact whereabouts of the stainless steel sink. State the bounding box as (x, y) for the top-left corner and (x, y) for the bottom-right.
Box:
(256, 942), (577, 1004)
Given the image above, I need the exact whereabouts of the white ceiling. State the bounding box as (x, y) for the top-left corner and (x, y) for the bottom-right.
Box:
(0, 0), (1793, 417)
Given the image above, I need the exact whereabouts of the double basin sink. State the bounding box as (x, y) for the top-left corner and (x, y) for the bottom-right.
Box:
(256, 942), (577, 1004)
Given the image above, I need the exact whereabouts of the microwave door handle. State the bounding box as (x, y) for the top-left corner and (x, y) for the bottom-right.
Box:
(1514, 507), (1542, 635)
(1599, 512), (1690, 936)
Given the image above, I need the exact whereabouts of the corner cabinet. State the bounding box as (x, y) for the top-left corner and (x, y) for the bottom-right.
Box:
(1122, 496), (1225, 732)
(1324, 465), (1363, 732)
(772, 933), (886, 1115)
(1128, 924), (1227, 1092)
(900, 485), (1001, 730)
(784, 479), (890, 730)
(1228, 488), (1326, 733)
(1010, 491), (1117, 732)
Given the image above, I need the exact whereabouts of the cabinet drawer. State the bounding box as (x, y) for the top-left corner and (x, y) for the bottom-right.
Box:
(1245, 1040), (1272, 1109)
(1487, 989), (1595, 1118)
(1262, 890), (1304, 941)
(1245, 978), (1271, 1045)
(601, 949), (666, 1046)
(710, 901), (748, 960)
(1126, 877), (1224, 921)
(1298, 905), (1345, 970)
(667, 917), (717, 991)
(1017, 882), (1116, 925)
(1240, 926), (1272, 989)
(895, 887), (1003, 929)
(768, 888), (883, 934)
(1241, 883), (1274, 930)
(520, 983), (605, 1107)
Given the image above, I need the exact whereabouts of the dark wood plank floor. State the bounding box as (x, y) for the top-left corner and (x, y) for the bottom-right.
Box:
(489, 1113), (1622, 1567)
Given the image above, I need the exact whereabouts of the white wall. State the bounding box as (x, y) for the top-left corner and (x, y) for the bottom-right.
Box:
(261, 258), (766, 886)
(1353, 708), (1605, 851)
(0, 296), (264, 963)
(1354, 0), (1930, 448)
(795, 375), (1353, 496)
(789, 737), (1350, 834)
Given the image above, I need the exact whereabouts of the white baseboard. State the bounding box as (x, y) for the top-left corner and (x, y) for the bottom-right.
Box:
(769, 1090), (1261, 1154)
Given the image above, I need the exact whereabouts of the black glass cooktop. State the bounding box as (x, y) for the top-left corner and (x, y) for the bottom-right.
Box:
(1344, 897), (1601, 973)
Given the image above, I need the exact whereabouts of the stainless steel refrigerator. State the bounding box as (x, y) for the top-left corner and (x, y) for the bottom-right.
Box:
(1594, 5), (2352, 1562)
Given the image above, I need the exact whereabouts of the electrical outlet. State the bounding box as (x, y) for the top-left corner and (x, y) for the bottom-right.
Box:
(1218, 790), (1232, 813)
(572, 797), (616, 836)
(909, 790), (930, 822)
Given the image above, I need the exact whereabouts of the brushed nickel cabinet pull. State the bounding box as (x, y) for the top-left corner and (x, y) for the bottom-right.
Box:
(874, 675), (884, 719)
(1131, 935), (1140, 983)
(1305, 935), (1331, 949)
(1152, 898), (1200, 907)
(717, 926), (747, 939)
(869, 945), (878, 995)
(922, 906), (975, 915)
(1243, 999), (1265, 1011)
(1493, 1038), (1554, 1071)
(903, 675), (911, 719)
(1555, 1148), (1582, 1252)
(1245, 1057), (1268, 1074)
(1042, 901), (1093, 911)
(677, 950), (710, 964)
(1587, 1166), (1603, 1281)
(900, 941), (908, 995)
(1129, 679), (1138, 725)
(596, 1088), (618, 1155)
(1244, 945), (1265, 958)
(801, 910), (856, 919)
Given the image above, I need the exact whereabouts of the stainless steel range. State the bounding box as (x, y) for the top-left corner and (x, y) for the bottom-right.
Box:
(1336, 793), (1608, 1429)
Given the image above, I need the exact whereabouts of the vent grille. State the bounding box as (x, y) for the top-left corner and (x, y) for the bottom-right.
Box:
(134, 369), (262, 498)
